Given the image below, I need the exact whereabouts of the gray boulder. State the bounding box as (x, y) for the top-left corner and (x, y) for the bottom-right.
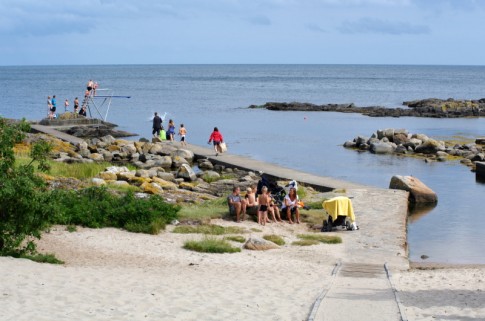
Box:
(172, 149), (195, 162)
(177, 163), (197, 181)
(389, 175), (438, 204)
(370, 142), (395, 154)
(244, 237), (280, 251)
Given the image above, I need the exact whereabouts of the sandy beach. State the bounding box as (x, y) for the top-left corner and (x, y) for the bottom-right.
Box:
(1, 216), (484, 321)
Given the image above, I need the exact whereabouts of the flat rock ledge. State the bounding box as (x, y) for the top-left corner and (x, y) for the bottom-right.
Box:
(250, 98), (485, 118)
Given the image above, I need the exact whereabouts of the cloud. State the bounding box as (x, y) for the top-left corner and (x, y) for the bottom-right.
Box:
(306, 23), (326, 33)
(338, 17), (430, 35)
(246, 15), (272, 26)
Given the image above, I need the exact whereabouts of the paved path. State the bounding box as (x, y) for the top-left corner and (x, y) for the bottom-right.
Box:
(31, 124), (84, 145)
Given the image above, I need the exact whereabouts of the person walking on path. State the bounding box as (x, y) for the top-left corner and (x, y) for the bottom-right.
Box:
(152, 112), (163, 137)
(178, 123), (187, 146)
(208, 127), (224, 155)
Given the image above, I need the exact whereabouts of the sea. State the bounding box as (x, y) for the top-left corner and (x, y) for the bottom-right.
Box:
(1, 64), (484, 264)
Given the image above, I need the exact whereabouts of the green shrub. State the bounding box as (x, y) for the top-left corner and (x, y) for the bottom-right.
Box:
(49, 187), (179, 234)
(19, 253), (64, 264)
(297, 234), (342, 244)
(263, 234), (285, 246)
(183, 237), (241, 253)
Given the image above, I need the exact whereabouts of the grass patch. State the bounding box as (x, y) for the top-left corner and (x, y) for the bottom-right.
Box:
(172, 224), (246, 235)
(19, 253), (64, 264)
(66, 225), (77, 232)
(297, 234), (342, 244)
(224, 235), (246, 243)
(177, 197), (228, 221)
(183, 237), (241, 253)
(250, 228), (262, 232)
(292, 240), (320, 246)
(300, 209), (327, 226)
(263, 234), (285, 246)
(305, 200), (325, 210)
(15, 155), (134, 180)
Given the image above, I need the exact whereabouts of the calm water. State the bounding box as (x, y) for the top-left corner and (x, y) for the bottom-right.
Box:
(1, 64), (485, 264)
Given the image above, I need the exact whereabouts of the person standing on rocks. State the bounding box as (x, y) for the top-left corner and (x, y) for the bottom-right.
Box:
(152, 112), (163, 137)
(64, 99), (69, 112)
(178, 123), (187, 146)
(74, 97), (79, 113)
(208, 127), (224, 155)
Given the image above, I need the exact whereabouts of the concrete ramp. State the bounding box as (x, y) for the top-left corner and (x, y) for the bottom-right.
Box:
(30, 124), (84, 145)
(311, 263), (403, 321)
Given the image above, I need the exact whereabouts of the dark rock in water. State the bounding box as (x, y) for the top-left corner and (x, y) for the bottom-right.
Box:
(254, 98), (485, 118)
(420, 254), (429, 260)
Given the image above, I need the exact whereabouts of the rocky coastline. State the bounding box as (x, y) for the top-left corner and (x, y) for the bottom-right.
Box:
(343, 128), (485, 171)
(250, 98), (485, 118)
(26, 133), (264, 204)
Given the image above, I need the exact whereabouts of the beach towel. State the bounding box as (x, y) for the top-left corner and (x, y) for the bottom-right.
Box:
(323, 196), (355, 223)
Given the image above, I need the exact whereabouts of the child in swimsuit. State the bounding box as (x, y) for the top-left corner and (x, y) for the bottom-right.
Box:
(257, 186), (270, 226)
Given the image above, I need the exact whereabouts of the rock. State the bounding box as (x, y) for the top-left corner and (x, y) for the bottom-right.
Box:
(106, 166), (131, 174)
(369, 142), (395, 154)
(471, 153), (485, 162)
(394, 145), (407, 154)
(157, 172), (176, 182)
(172, 156), (189, 168)
(414, 139), (443, 154)
(172, 149), (195, 161)
(91, 178), (107, 186)
(198, 160), (214, 170)
(151, 177), (178, 190)
(355, 136), (368, 147)
(140, 182), (163, 195)
(201, 170), (221, 180)
(343, 141), (356, 148)
(136, 169), (150, 178)
(153, 156), (173, 168)
(101, 151), (113, 162)
(100, 135), (116, 145)
(88, 153), (104, 161)
(243, 237), (280, 251)
(149, 144), (164, 155)
(109, 180), (130, 187)
(476, 138), (485, 145)
(98, 172), (117, 181)
(393, 133), (409, 145)
(177, 163), (197, 181)
(389, 175), (438, 204)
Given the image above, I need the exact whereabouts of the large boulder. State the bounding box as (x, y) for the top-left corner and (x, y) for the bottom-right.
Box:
(172, 149), (195, 162)
(389, 175), (438, 204)
(414, 139), (444, 154)
(369, 142), (395, 154)
(176, 163), (197, 181)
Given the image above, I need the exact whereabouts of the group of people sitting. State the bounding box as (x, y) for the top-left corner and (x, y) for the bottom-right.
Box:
(228, 184), (301, 225)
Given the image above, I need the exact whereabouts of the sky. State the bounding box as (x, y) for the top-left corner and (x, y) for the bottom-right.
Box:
(1, 0), (484, 66)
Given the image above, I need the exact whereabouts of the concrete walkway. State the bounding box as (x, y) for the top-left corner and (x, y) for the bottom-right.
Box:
(31, 124), (85, 145)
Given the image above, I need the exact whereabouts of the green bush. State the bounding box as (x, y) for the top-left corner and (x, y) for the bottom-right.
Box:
(49, 187), (180, 234)
(183, 237), (241, 253)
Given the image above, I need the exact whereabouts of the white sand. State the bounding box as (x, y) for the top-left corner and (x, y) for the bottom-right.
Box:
(1, 219), (484, 321)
